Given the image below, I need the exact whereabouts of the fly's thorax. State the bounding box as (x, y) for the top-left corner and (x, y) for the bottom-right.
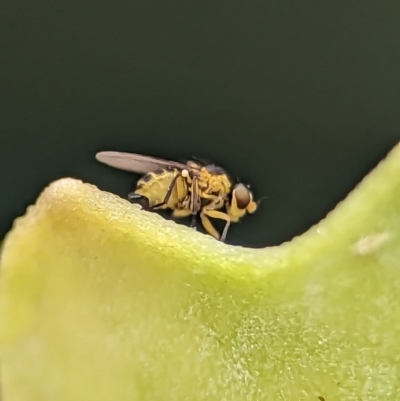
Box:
(203, 163), (226, 175)
(197, 166), (232, 197)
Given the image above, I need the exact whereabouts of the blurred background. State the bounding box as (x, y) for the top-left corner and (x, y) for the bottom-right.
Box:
(1, 0), (400, 248)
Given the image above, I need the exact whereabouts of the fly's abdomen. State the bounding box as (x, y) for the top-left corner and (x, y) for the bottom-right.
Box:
(134, 168), (186, 209)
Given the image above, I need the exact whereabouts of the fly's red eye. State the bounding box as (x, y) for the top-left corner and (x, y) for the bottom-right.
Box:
(234, 183), (251, 209)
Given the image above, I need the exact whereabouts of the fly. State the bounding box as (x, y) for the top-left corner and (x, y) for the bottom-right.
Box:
(95, 151), (258, 241)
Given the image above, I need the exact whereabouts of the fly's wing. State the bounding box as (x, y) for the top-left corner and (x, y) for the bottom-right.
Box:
(187, 156), (212, 166)
(95, 151), (193, 174)
(186, 156), (227, 175)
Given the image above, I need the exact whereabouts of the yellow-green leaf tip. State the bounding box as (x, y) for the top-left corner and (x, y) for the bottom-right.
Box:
(1, 143), (400, 400)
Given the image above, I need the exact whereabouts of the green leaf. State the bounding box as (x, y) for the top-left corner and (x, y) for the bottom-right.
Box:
(2, 143), (400, 400)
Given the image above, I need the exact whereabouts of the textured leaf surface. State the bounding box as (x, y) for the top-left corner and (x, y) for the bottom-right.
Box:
(1, 144), (400, 400)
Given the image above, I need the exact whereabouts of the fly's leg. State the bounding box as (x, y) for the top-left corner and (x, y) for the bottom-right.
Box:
(189, 176), (201, 215)
(172, 209), (191, 217)
(190, 214), (197, 229)
(171, 208), (198, 230)
(201, 209), (232, 242)
(148, 175), (180, 209)
(172, 176), (197, 228)
(200, 213), (220, 240)
(220, 219), (230, 242)
(198, 196), (228, 241)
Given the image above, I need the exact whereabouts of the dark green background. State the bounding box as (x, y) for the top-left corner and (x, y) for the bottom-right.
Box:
(1, 0), (400, 248)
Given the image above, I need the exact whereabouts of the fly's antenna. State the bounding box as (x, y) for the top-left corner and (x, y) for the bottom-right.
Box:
(257, 196), (268, 206)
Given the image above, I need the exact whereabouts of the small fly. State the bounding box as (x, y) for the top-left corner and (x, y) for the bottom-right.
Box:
(95, 151), (258, 241)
